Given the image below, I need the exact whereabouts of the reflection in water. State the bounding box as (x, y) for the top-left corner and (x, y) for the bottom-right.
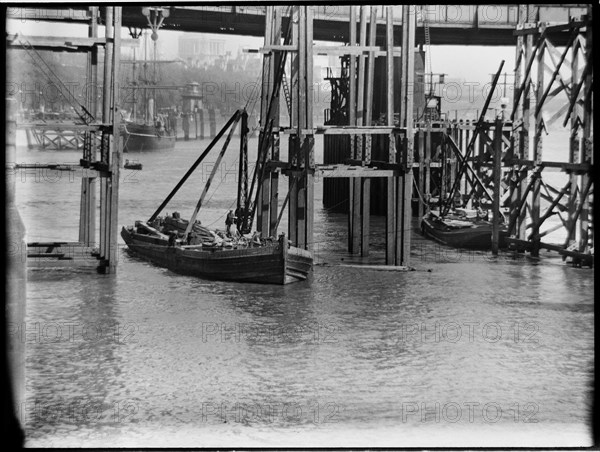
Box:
(25, 272), (126, 433)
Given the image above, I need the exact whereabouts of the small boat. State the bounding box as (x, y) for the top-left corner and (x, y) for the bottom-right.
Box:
(421, 210), (507, 250)
(121, 220), (312, 284)
(124, 159), (143, 170)
(122, 109), (313, 285)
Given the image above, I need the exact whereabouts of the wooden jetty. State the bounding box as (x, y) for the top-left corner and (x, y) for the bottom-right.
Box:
(19, 122), (94, 150)
(25, 242), (103, 270)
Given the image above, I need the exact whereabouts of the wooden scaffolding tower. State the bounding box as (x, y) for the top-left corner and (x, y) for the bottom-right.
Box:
(254, 5), (416, 266)
(506, 5), (593, 266)
(7, 7), (123, 273)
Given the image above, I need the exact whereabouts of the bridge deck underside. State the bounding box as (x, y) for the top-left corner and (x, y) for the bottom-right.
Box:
(8, 5), (587, 46)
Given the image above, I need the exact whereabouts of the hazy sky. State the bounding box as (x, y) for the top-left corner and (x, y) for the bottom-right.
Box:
(7, 15), (515, 85)
(156, 30), (517, 84)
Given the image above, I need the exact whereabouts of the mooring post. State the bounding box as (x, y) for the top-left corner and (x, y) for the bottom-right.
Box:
(199, 109), (205, 139)
(209, 108), (216, 138)
(182, 113), (190, 140)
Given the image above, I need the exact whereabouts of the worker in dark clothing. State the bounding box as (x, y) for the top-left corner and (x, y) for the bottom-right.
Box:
(234, 206), (243, 230)
(225, 210), (236, 236)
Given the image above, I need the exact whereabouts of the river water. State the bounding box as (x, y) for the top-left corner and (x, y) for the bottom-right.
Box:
(14, 131), (594, 447)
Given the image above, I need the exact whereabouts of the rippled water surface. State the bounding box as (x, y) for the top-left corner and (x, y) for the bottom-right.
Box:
(15, 135), (594, 447)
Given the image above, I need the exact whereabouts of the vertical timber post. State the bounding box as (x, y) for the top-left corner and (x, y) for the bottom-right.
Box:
(108, 7), (122, 273)
(348, 6), (357, 253)
(385, 6), (396, 265)
(352, 6), (368, 255)
(79, 6), (98, 247)
(492, 119), (502, 254)
(579, 7), (592, 253)
(257, 6), (274, 235)
(305, 6), (315, 253)
(99, 6), (113, 267)
(288, 7), (299, 247)
(567, 17), (580, 247)
(296, 6), (307, 250)
(531, 28), (545, 257)
(269, 7), (283, 237)
(511, 7), (524, 240)
(417, 129), (425, 220)
(361, 6), (377, 257)
(397, 4), (415, 266)
(287, 6), (314, 252)
(291, 6), (315, 252)
(425, 124), (431, 210)
(519, 6), (532, 240)
(78, 179), (94, 245)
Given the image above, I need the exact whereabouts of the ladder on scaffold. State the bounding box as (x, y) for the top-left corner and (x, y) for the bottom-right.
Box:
(281, 71), (292, 117)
